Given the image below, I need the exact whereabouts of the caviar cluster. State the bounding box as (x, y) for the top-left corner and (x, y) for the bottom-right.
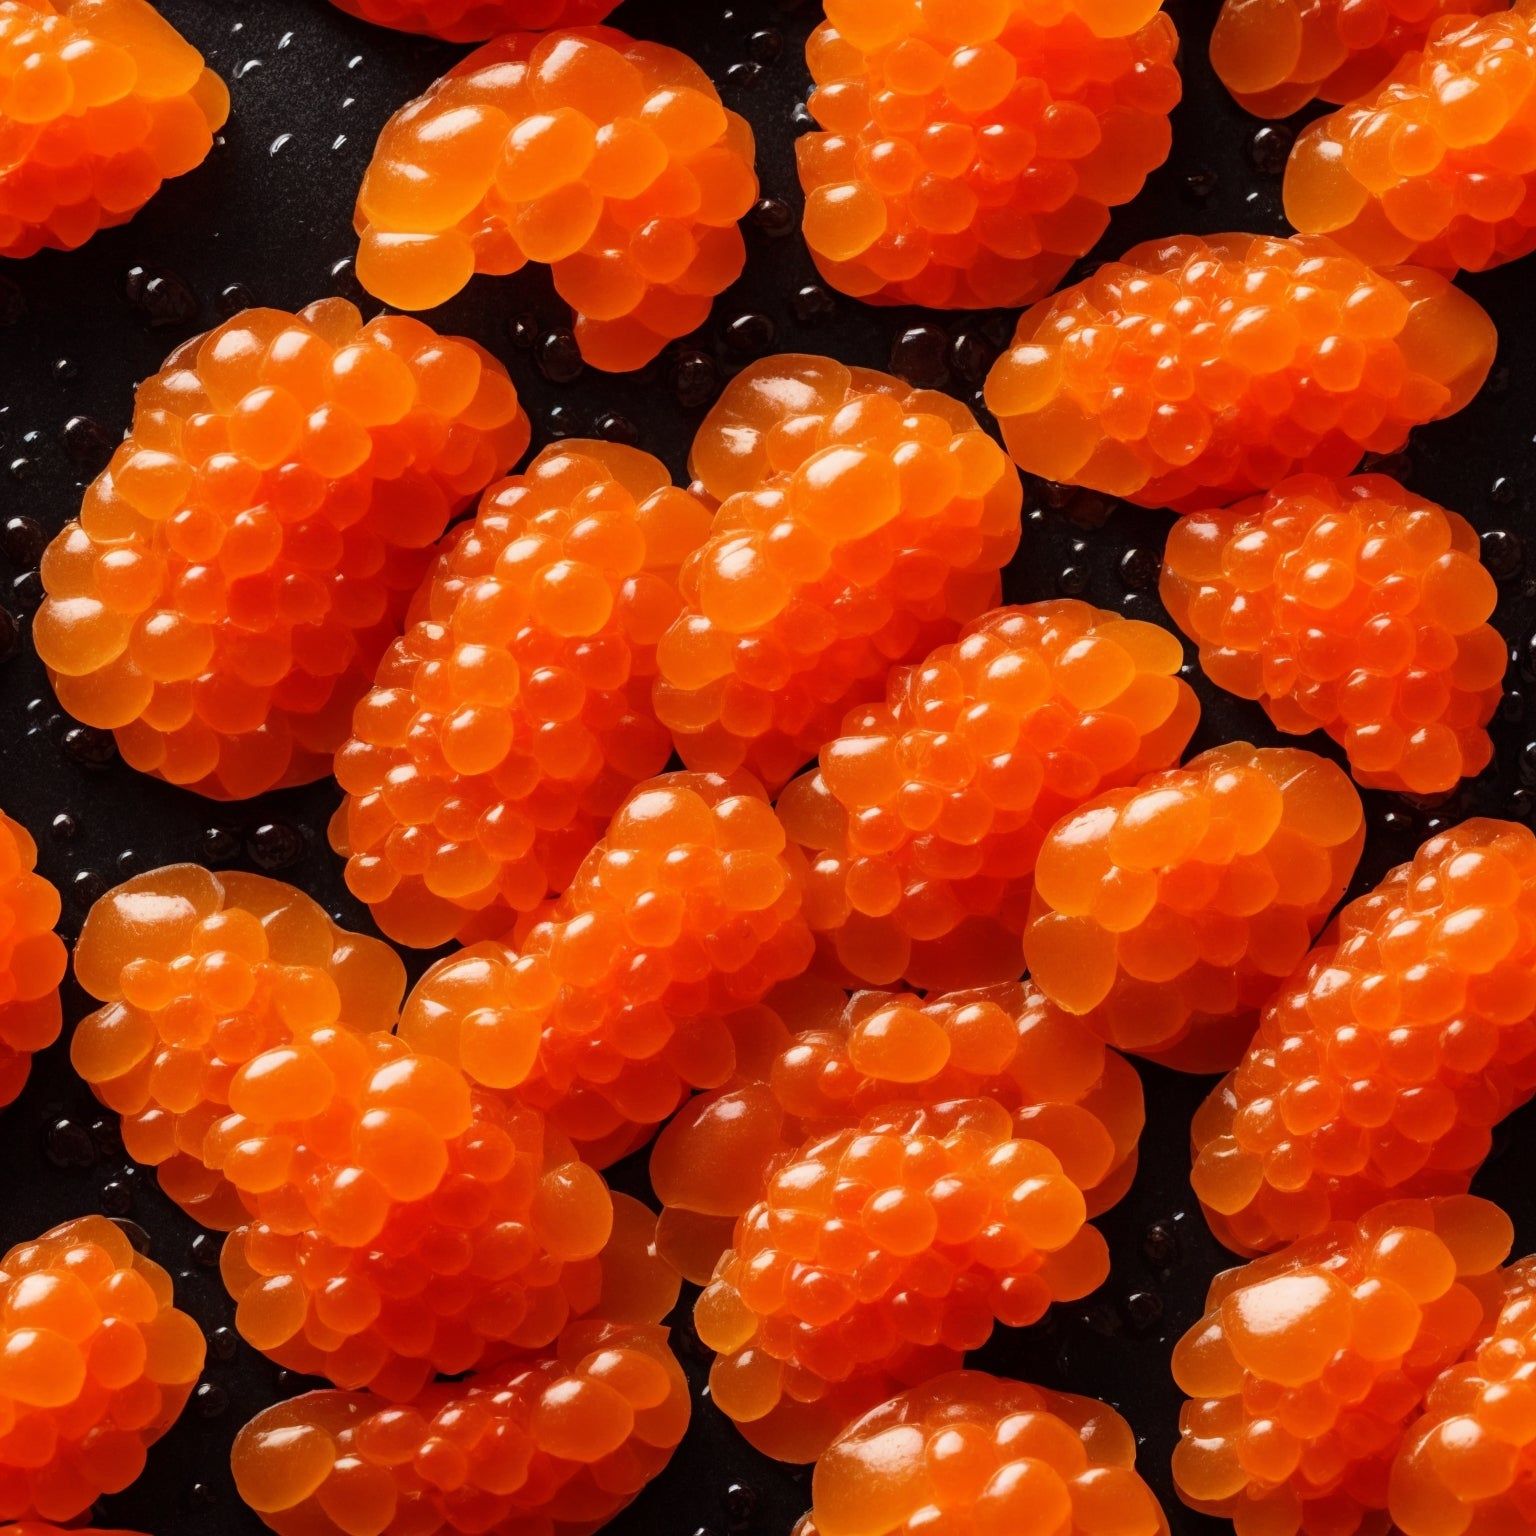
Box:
(1023, 744), (1366, 1071)
(1161, 474), (1506, 795)
(1286, 6), (1536, 274)
(331, 441), (709, 948)
(1193, 818), (1536, 1256)
(33, 301), (530, 800)
(1172, 1196), (1513, 1535)
(0, 1216), (205, 1523)
(354, 28), (758, 370)
(1209, 0), (1501, 116)
(658, 355), (1022, 792)
(650, 977), (1144, 1284)
(777, 600), (1199, 990)
(796, 0), (1182, 308)
(0, 0), (228, 258)
(0, 813), (64, 1110)
(328, 0), (618, 39)
(983, 232), (1497, 509)
(797, 1371), (1168, 1536)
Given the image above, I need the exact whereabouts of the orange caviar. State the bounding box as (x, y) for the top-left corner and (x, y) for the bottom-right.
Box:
(1210, 0), (1500, 117)
(1286, 7), (1536, 273)
(33, 302), (529, 800)
(70, 865), (405, 1230)
(796, 0), (1181, 308)
(651, 976), (1144, 1284)
(398, 771), (815, 1164)
(1173, 1196), (1512, 1536)
(1193, 819), (1536, 1256)
(983, 232), (1496, 511)
(0, 0), (228, 258)
(797, 1370), (1168, 1536)
(0, 1216), (205, 1523)
(1161, 474), (1506, 796)
(777, 601), (1198, 989)
(354, 28), (758, 370)
(331, 441), (711, 949)
(656, 355), (1022, 792)
(0, 811), (63, 1109)
(1391, 1256), (1536, 1536)
(696, 1097), (1109, 1462)
(1024, 744), (1364, 1071)
(329, 0), (617, 41)
(234, 1317), (688, 1536)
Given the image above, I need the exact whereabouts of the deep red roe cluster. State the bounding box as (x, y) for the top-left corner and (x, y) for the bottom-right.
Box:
(329, 0), (618, 40)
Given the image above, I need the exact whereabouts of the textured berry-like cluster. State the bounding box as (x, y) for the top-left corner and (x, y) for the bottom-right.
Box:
(234, 1316), (688, 1536)
(398, 771), (815, 1165)
(70, 865), (405, 1230)
(1286, 6), (1536, 273)
(797, 1370), (1169, 1536)
(332, 441), (710, 948)
(983, 232), (1496, 510)
(0, 0), (228, 258)
(658, 356), (1022, 791)
(34, 301), (529, 800)
(1173, 1196), (1513, 1536)
(1193, 818), (1536, 1255)
(0, 1217), (205, 1523)
(329, 0), (617, 40)
(651, 977), (1144, 1284)
(1023, 743), (1365, 1071)
(696, 1097), (1110, 1461)
(778, 601), (1199, 990)
(796, 0), (1181, 308)
(355, 28), (758, 370)
(1209, 0), (1501, 116)
(1161, 474), (1506, 795)
(0, 812), (64, 1110)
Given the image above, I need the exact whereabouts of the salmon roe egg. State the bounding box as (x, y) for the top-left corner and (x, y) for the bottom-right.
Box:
(797, 0), (1181, 308)
(33, 302), (530, 799)
(0, 811), (64, 1110)
(354, 28), (758, 370)
(983, 232), (1496, 510)
(1023, 743), (1365, 1072)
(1192, 818), (1536, 1255)
(797, 1370), (1167, 1536)
(777, 600), (1198, 990)
(657, 355), (1022, 792)
(0, 1216), (206, 1524)
(331, 440), (711, 949)
(1161, 473), (1506, 796)
(0, 0), (228, 258)
(328, 0), (617, 41)
(1173, 1196), (1512, 1536)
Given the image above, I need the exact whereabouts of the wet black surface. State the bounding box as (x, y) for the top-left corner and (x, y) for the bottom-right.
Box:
(0, 0), (1531, 1532)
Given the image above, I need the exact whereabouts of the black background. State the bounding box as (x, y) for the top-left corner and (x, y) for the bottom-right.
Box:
(0, 1), (1532, 1532)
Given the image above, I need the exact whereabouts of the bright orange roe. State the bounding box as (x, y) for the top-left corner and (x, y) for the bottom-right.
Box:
(1286, 7), (1536, 273)
(354, 28), (758, 370)
(650, 975), (1144, 1285)
(1192, 818), (1536, 1256)
(696, 1097), (1110, 1462)
(33, 302), (530, 799)
(777, 601), (1198, 990)
(397, 770), (815, 1165)
(656, 355), (1022, 792)
(1173, 1196), (1512, 1536)
(797, 0), (1181, 307)
(0, 0), (228, 258)
(983, 232), (1496, 510)
(1023, 743), (1366, 1072)
(329, 0), (617, 41)
(1161, 473), (1506, 796)
(331, 441), (711, 949)
(0, 1217), (206, 1523)
(0, 811), (63, 1110)
(797, 1370), (1168, 1536)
